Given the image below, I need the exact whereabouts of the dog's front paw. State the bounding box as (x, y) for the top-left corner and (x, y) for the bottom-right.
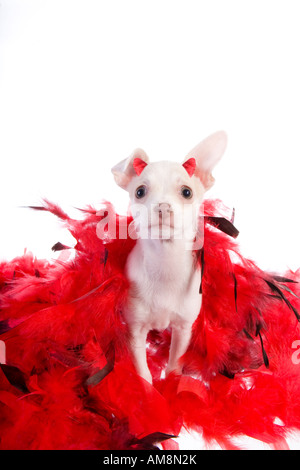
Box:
(139, 370), (153, 385)
(165, 364), (182, 377)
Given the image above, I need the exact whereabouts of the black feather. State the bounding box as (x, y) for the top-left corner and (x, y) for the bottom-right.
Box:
(272, 275), (298, 284)
(257, 331), (269, 368)
(243, 329), (254, 341)
(205, 216), (239, 238)
(0, 320), (11, 335)
(51, 242), (71, 252)
(0, 364), (29, 394)
(199, 248), (204, 294)
(220, 367), (235, 379)
(131, 432), (177, 450)
(104, 248), (108, 267)
(232, 273), (238, 312)
(264, 279), (300, 321)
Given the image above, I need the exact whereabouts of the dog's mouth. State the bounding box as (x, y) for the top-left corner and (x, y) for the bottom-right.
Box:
(149, 211), (175, 230)
(148, 222), (175, 229)
(148, 220), (175, 240)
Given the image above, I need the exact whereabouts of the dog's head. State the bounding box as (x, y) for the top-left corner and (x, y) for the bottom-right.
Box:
(112, 131), (227, 242)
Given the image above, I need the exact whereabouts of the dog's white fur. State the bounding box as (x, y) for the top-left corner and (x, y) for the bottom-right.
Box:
(112, 131), (227, 383)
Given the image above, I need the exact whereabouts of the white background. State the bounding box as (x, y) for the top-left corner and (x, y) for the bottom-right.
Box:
(0, 0), (300, 449)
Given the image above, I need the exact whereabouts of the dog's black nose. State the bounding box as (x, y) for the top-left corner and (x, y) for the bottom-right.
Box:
(155, 203), (172, 215)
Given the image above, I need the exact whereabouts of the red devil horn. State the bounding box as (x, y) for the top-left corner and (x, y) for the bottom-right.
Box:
(133, 158), (148, 176)
(182, 158), (196, 177)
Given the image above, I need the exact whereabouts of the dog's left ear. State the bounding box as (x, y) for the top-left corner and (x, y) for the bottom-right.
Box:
(183, 131), (227, 190)
(111, 148), (149, 189)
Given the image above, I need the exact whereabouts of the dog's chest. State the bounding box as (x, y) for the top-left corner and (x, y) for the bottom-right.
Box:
(124, 241), (202, 330)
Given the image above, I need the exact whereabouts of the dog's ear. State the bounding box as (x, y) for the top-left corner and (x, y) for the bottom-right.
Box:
(183, 131), (227, 190)
(111, 148), (149, 189)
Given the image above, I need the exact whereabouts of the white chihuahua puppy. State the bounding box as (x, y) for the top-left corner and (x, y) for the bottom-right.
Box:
(112, 131), (227, 383)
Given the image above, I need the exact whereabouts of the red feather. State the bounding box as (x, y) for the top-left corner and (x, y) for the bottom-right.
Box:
(0, 198), (300, 449)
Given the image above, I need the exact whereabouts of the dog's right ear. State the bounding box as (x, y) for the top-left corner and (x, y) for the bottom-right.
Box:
(111, 149), (149, 189)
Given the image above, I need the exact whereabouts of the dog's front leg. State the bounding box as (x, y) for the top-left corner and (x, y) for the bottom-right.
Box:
(128, 324), (152, 384)
(166, 323), (193, 376)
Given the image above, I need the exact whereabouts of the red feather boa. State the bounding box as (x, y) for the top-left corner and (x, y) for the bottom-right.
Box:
(0, 199), (300, 450)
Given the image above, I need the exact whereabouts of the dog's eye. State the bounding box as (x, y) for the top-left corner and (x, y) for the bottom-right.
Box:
(135, 185), (147, 199)
(181, 186), (193, 199)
